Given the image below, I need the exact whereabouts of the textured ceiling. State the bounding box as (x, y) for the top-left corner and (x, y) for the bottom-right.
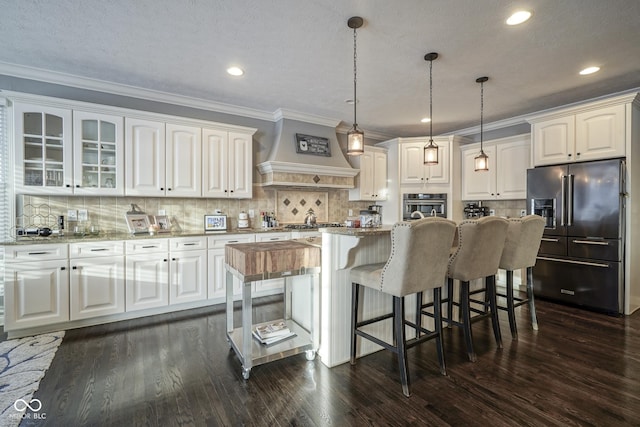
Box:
(1, 0), (639, 138)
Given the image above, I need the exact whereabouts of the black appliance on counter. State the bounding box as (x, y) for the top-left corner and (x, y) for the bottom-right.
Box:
(402, 193), (447, 220)
(527, 158), (625, 314)
(463, 202), (490, 219)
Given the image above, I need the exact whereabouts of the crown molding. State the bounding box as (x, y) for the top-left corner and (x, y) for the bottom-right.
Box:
(335, 122), (394, 141)
(272, 108), (341, 127)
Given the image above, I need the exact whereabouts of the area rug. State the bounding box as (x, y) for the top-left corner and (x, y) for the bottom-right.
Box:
(0, 332), (64, 427)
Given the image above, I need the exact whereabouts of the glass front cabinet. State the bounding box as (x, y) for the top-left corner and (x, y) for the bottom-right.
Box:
(72, 111), (124, 195)
(13, 103), (73, 194)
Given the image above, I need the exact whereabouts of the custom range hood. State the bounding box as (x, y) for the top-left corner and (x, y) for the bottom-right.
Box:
(257, 111), (359, 189)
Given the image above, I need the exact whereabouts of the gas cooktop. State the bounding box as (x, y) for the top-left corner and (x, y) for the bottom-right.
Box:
(283, 222), (344, 230)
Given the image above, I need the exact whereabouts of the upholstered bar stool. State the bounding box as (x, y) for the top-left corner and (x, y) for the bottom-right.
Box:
(497, 215), (545, 338)
(349, 217), (456, 397)
(444, 216), (509, 362)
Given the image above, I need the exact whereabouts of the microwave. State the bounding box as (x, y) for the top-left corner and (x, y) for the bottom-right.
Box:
(402, 193), (447, 220)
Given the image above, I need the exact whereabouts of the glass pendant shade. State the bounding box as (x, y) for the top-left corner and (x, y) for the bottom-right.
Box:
(347, 126), (365, 155)
(423, 139), (439, 165)
(474, 149), (489, 171)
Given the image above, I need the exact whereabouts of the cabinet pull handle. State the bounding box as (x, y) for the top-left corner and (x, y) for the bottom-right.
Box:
(90, 248), (109, 252)
(142, 245), (157, 249)
(61, 267), (66, 270)
(168, 188), (172, 191)
(28, 252), (49, 255)
(76, 185), (80, 188)
(573, 239), (609, 246)
(183, 243), (196, 246)
(542, 237), (559, 242)
(72, 266), (77, 270)
(164, 259), (168, 262)
(172, 258), (176, 261)
(228, 240), (238, 243)
(160, 187), (164, 191)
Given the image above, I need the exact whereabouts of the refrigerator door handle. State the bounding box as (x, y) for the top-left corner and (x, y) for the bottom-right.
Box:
(567, 174), (574, 226)
(572, 239), (609, 246)
(561, 175), (567, 226)
(541, 237), (560, 242)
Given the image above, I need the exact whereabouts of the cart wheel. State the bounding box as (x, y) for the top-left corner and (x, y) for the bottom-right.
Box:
(242, 367), (251, 380)
(305, 350), (316, 361)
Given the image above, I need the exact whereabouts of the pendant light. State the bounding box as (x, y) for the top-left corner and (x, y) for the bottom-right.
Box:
(347, 16), (364, 156)
(474, 76), (490, 172)
(423, 52), (439, 165)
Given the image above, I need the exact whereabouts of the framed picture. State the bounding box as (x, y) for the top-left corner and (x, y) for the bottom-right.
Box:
(125, 214), (151, 234)
(204, 214), (227, 231)
(153, 215), (171, 233)
(295, 133), (331, 156)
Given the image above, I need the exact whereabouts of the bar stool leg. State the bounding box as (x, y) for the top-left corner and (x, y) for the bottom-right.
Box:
(487, 275), (503, 349)
(506, 270), (518, 339)
(460, 281), (476, 362)
(447, 278), (454, 328)
(416, 291), (423, 337)
(394, 296), (410, 397)
(350, 283), (360, 365)
(526, 267), (539, 330)
(433, 287), (447, 376)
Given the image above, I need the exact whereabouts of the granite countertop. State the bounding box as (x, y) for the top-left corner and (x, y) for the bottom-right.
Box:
(320, 225), (393, 237)
(1, 227), (309, 246)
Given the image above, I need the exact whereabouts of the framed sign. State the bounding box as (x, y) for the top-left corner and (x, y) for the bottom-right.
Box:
(125, 214), (151, 234)
(295, 134), (331, 157)
(153, 215), (171, 233)
(204, 214), (228, 231)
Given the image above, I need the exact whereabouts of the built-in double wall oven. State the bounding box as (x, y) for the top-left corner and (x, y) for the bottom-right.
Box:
(402, 193), (447, 220)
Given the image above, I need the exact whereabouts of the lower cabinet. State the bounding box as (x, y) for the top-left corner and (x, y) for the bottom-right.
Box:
(169, 237), (207, 305)
(207, 234), (255, 300)
(125, 239), (170, 312)
(69, 241), (125, 320)
(5, 259), (70, 330)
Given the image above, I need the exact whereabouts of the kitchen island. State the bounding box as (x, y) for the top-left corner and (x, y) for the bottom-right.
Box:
(318, 226), (426, 367)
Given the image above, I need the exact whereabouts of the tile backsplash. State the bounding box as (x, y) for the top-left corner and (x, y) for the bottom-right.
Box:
(16, 186), (371, 234)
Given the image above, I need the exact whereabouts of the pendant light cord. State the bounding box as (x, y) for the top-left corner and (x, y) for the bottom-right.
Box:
(480, 79), (484, 149)
(352, 26), (358, 127)
(429, 58), (433, 141)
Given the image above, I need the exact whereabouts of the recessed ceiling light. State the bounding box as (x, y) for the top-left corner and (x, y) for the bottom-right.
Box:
(421, 117), (431, 123)
(227, 66), (244, 76)
(506, 10), (532, 25)
(579, 66), (600, 75)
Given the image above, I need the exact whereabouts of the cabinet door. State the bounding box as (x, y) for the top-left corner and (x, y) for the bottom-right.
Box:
(166, 123), (202, 197)
(73, 111), (124, 195)
(125, 254), (169, 311)
(532, 116), (575, 166)
(575, 105), (626, 162)
(202, 128), (228, 198)
(13, 103), (73, 194)
(228, 132), (253, 198)
(496, 139), (530, 199)
(372, 150), (388, 200)
(5, 260), (70, 330)
(400, 142), (426, 185)
(70, 256), (125, 320)
(461, 144), (495, 200)
(426, 141), (449, 184)
(170, 249), (207, 305)
(207, 234), (254, 300)
(358, 150), (375, 199)
(125, 118), (166, 196)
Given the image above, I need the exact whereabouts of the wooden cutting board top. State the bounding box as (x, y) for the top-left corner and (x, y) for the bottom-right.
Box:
(225, 240), (321, 277)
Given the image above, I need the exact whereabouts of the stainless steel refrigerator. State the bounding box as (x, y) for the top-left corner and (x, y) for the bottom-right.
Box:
(527, 158), (625, 314)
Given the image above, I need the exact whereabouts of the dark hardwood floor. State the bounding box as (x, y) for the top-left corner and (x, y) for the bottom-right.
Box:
(18, 295), (640, 426)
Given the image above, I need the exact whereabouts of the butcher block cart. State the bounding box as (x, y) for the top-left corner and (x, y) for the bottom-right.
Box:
(224, 240), (321, 379)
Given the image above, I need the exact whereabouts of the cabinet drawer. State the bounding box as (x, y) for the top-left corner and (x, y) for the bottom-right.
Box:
(207, 234), (255, 249)
(4, 243), (68, 262)
(69, 240), (124, 258)
(170, 236), (207, 251)
(255, 232), (291, 242)
(125, 238), (169, 254)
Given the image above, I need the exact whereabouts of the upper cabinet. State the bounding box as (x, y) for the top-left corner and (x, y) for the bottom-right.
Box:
(125, 118), (166, 197)
(400, 138), (450, 186)
(73, 111), (124, 195)
(202, 129), (253, 198)
(348, 145), (388, 201)
(461, 134), (531, 201)
(165, 123), (202, 197)
(530, 100), (627, 166)
(13, 103), (73, 194)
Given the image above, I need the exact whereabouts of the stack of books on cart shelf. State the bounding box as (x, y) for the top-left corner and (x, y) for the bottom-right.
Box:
(252, 320), (296, 345)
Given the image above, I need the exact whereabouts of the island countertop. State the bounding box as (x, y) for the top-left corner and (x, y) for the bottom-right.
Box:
(320, 225), (392, 237)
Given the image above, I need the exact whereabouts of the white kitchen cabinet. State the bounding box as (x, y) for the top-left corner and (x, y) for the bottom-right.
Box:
(165, 123), (202, 197)
(4, 243), (70, 331)
(125, 239), (169, 311)
(207, 233), (255, 300)
(169, 237), (207, 305)
(348, 146), (388, 201)
(13, 102), (73, 194)
(72, 111), (124, 195)
(400, 138), (450, 186)
(531, 103), (625, 166)
(69, 241), (125, 320)
(202, 129), (253, 198)
(461, 135), (531, 201)
(125, 118), (166, 196)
